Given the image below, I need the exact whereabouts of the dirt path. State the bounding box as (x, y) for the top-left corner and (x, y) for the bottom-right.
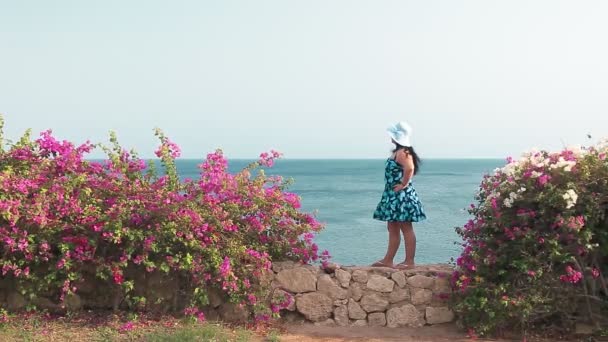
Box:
(277, 322), (506, 342)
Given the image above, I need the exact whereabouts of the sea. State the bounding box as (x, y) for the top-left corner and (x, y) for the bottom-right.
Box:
(174, 159), (504, 266)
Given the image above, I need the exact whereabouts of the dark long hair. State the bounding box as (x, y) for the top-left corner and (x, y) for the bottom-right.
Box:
(392, 143), (421, 175)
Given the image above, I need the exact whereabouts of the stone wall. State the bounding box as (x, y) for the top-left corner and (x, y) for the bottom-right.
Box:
(271, 262), (455, 328)
(0, 263), (456, 328)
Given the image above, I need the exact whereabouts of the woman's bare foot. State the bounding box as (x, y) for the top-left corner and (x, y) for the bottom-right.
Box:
(395, 261), (415, 269)
(371, 260), (394, 268)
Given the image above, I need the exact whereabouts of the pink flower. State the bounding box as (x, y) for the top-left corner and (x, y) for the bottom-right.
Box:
(552, 216), (565, 229)
(560, 265), (583, 284)
(283, 192), (301, 209)
(467, 328), (478, 340)
(591, 268), (600, 279)
(112, 268), (124, 285)
(3, 237), (15, 248)
(223, 224), (238, 232)
(219, 256), (231, 277)
(184, 307), (199, 316)
(527, 270), (536, 277)
(259, 150), (280, 167)
(566, 216), (585, 231)
(490, 198), (498, 210)
(39, 242), (50, 253)
(119, 322), (135, 333)
(246, 249), (262, 259)
(144, 236), (155, 250)
(537, 174), (551, 186)
(255, 314), (270, 322)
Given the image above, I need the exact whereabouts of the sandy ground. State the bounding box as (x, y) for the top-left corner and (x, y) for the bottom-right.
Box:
(277, 322), (506, 342)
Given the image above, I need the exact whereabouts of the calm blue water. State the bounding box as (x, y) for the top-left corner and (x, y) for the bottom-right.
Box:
(174, 159), (503, 266)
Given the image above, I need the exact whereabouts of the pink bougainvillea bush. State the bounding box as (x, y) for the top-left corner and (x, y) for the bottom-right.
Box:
(452, 143), (608, 336)
(0, 116), (328, 321)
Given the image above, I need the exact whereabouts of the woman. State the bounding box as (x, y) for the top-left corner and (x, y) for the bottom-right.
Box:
(372, 121), (426, 269)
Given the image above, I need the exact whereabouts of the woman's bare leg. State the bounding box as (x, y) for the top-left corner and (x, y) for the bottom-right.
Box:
(399, 222), (416, 266)
(375, 222), (401, 267)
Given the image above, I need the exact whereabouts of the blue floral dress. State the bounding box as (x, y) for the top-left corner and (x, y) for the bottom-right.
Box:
(373, 158), (427, 222)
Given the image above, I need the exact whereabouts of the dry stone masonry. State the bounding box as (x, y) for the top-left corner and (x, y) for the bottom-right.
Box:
(0, 262), (455, 328)
(272, 262), (455, 327)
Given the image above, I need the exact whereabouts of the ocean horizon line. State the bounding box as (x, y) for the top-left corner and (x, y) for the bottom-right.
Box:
(85, 157), (506, 161)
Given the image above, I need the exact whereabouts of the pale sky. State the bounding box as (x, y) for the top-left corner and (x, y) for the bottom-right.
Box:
(1, 0), (607, 159)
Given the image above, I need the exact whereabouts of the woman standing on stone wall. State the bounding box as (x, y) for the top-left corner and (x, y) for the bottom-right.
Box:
(372, 121), (426, 269)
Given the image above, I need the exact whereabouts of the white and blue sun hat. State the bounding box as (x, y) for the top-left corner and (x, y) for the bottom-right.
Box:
(387, 121), (413, 147)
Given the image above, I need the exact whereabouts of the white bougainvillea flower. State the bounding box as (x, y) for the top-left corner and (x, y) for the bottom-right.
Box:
(550, 157), (576, 171)
(566, 145), (586, 157)
(563, 189), (578, 209)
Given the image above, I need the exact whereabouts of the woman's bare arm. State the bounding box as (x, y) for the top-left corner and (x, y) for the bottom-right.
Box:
(395, 150), (415, 186)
